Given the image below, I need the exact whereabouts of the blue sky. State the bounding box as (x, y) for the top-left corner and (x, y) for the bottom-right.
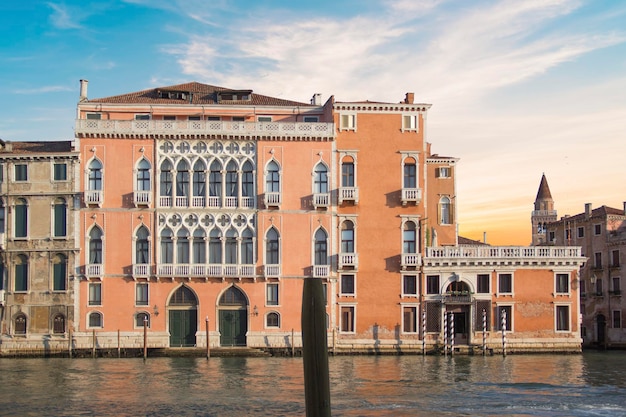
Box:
(1, 0), (625, 244)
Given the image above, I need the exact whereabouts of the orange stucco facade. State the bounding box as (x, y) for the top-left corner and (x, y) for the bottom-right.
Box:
(25, 80), (583, 354)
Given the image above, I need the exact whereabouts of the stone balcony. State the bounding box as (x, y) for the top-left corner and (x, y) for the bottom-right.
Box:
(75, 119), (336, 140)
(424, 246), (585, 268)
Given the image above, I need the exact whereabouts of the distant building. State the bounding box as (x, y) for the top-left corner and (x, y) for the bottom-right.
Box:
(531, 173), (557, 246)
(544, 200), (626, 348)
(0, 139), (80, 354)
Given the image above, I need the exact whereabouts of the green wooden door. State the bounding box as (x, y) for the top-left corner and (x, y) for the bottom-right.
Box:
(169, 309), (197, 347)
(219, 309), (247, 347)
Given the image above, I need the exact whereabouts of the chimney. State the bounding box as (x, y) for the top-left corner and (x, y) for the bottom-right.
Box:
(310, 93), (321, 106)
(483, 232), (487, 244)
(585, 203), (592, 219)
(79, 79), (89, 102)
(404, 92), (414, 104)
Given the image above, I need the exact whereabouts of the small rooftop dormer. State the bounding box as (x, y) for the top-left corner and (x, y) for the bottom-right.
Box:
(217, 90), (253, 102)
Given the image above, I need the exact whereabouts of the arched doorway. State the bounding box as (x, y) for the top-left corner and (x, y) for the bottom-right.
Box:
(218, 286), (248, 347)
(445, 280), (471, 345)
(168, 286), (198, 347)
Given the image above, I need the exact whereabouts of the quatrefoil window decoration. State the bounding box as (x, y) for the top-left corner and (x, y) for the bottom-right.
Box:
(201, 214), (214, 227)
(160, 141), (174, 153)
(233, 214), (245, 227)
(217, 214), (230, 227)
(168, 214), (182, 227)
(185, 214), (198, 227)
(209, 141), (223, 154)
(194, 142), (207, 153)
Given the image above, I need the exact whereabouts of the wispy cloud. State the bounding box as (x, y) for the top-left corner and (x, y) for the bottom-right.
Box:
(167, 0), (624, 105)
(47, 2), (84, 30)
(13, 85), (73, 94)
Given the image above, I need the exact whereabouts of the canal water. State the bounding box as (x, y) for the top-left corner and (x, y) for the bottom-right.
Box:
(1, 352), (625, 416)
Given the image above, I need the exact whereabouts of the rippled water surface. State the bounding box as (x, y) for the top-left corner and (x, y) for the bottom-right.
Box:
(1, 352), (625, 416)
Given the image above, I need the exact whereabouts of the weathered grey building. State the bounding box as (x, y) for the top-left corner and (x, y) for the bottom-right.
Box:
(0, 139), (80, 355)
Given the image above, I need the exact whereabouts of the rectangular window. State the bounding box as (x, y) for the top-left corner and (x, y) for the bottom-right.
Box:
(134, 114), (150, 120)
(15, 164), (27, 181)
(612, 277), (621, 294)
(341, 162), (355, 187)
(53, 163), (67, 181)
(341, 274), (355, 296)
(403, 306), (417, 333)
(188, 116), (201, 121)
(163, 115), (176, 121)
(438, 167), (451, 178)
(403, 164), (417, 188)
(497, 305), (512, 331)
(594, 224), (602, 235)
(556, 273), (569, 294)
(88, 283), (102, 306)
(232, 116), (245, 122)
(14, 262), (28, 292)
(206, 116), (221, 121)
(403, 275), (417, 296)
(136, 283), (148, 306)
(556, 305), (570, 331)
(577, 227), (584, 238)
(340, 113), (356, 131)
(402, 114), (417, 131)
(340, 306), (355, 332)
(477, 274), (490, 293)
(611, 250), (620, 267)
(86, 113), (102, 120)
(426, 275), (440, 294)
(594, 252), (602, 268)
(266, 283), (279, 306)
(53, 260), (66, 291)
(549, 231), (555, 242)
(613, 310), (622, 328)
(498, 274), (513, 294)
(257, 116), (272, 122)
(303, 116), (319, 122)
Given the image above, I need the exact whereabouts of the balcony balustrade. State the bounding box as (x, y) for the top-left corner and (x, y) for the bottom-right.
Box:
(76, 119), (336, 140)
(84, 190), (103, 206)
(264, 192), (281, 208)
(157, 195), (255, 209)
(313, 265), (330, 278)
(133, 264), (150, 277)
(133, 191), (151, 206)
(156, 263), (255, 278)
(264, 264), (281, 278)
(339, 187), (359, 204)
(401, 188), (422, 205)
(86, 264), (102, 277)
(401, 253), (422, 269)
(426, 246), (582, 259)
(313, 193), (330, 208)
(338, 253), (359, 269)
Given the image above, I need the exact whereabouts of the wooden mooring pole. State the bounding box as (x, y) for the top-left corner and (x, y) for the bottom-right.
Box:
(302, 277), (331, 417)
(206, 317), (210, 359)
(143, 317), (148, 361)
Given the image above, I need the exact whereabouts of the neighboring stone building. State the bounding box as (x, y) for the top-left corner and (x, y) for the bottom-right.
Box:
(0, 139), (80, 354)
(544, 201), (626, 348)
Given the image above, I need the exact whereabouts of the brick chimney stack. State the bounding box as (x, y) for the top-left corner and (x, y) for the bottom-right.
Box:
(79, 79), (89, 102)
(404, 92), (414, 104)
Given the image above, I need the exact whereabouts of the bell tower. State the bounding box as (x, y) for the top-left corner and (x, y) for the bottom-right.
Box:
(531, 174), (557, 245)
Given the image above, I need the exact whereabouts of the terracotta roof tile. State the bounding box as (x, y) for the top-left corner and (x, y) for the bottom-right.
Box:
(86, 81), (313, 107)
(1, 141), (74, 154)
